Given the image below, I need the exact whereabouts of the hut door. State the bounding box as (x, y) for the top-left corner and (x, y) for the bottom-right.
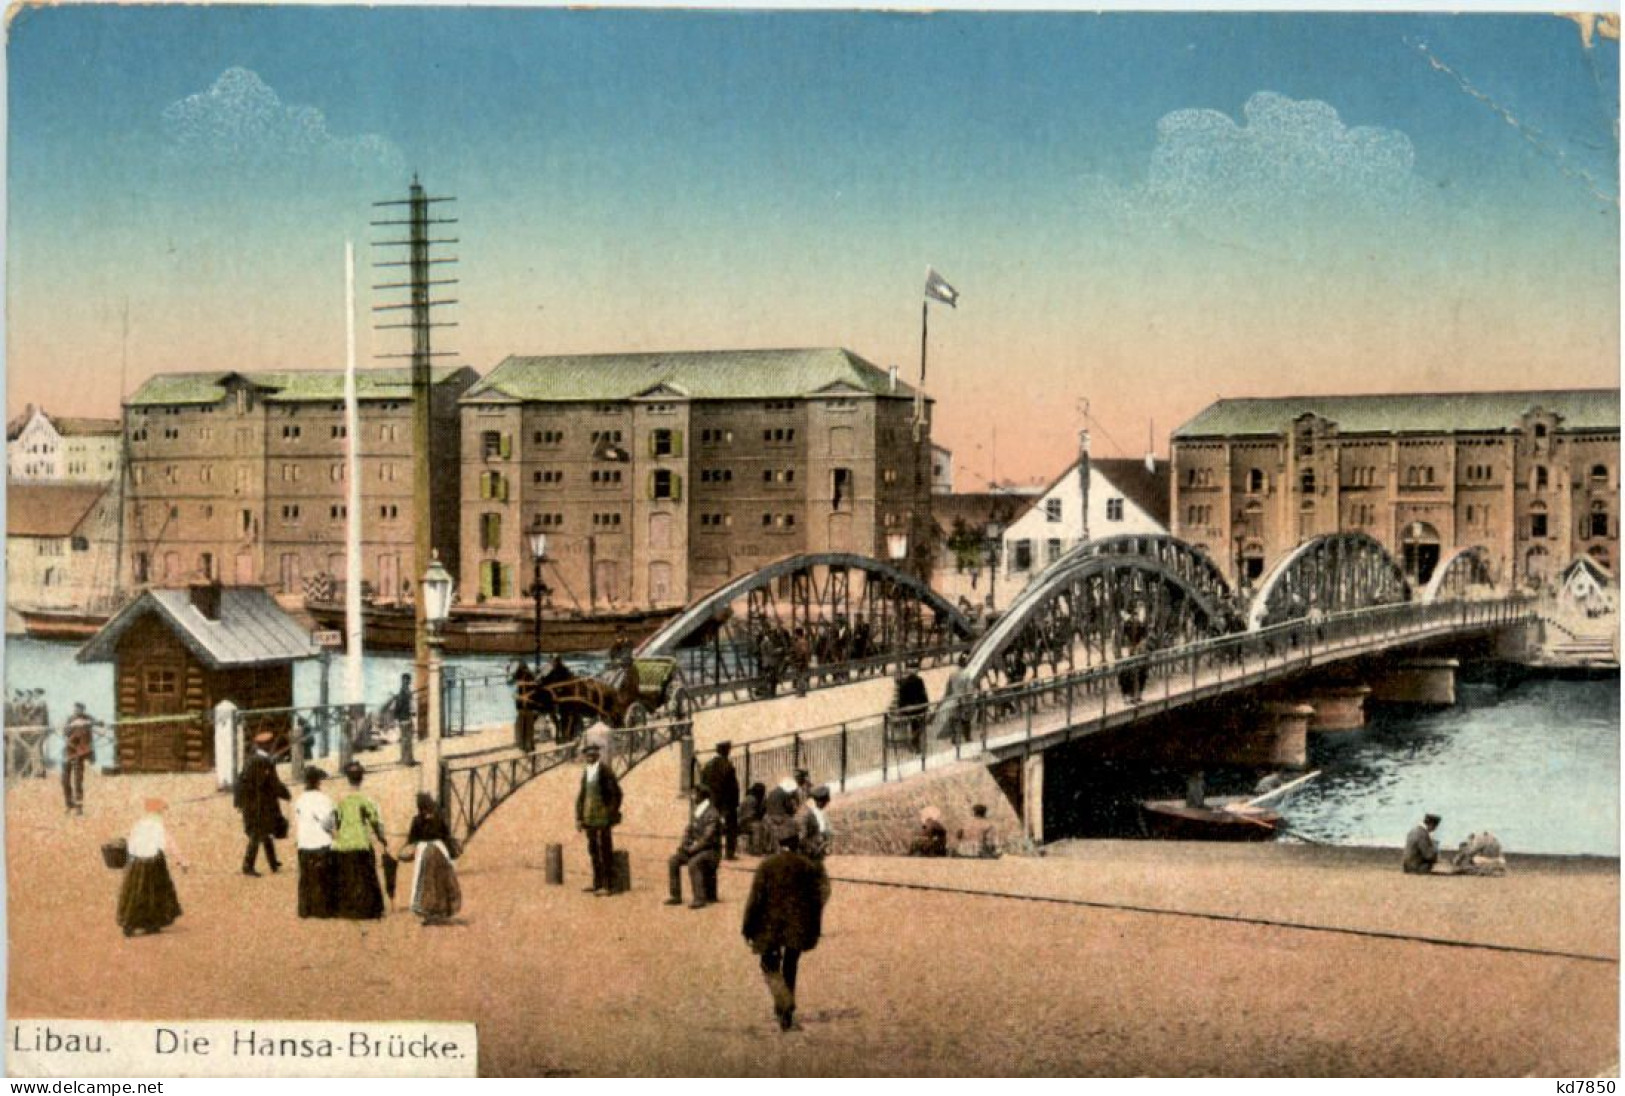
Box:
(129, 659), (188, 773)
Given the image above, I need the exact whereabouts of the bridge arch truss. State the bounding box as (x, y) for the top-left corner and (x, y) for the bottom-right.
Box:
(1421, 545), (1498, 603)
(637, 552), (977, 695)
(1246, 532), (1411, 631)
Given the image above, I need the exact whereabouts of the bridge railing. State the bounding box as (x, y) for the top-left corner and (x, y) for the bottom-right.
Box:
(694, 595), (1535, 795)
(679, 640), (973, 708)
(438, 711), (693, 844)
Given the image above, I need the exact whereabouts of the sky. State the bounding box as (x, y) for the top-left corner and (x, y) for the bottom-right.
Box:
(5, 6), (1620, 485)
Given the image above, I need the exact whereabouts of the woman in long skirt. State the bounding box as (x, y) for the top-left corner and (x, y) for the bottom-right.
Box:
(117, 797), (187, 937)
(329, 762), (387, 919)
(293, 766), (337, 918)
(401, 793), (461, 925)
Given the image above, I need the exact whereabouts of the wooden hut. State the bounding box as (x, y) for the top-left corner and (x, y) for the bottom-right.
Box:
(77, 583), (318, 773)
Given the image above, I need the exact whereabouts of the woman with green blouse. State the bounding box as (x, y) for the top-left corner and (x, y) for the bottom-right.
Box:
(330, 761), (387, 919)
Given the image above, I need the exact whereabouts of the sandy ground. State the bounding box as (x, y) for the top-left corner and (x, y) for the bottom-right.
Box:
(6, 742), (1618, 1077)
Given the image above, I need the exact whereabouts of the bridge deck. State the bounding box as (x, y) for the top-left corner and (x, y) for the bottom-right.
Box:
(727, 598), (1533, 797)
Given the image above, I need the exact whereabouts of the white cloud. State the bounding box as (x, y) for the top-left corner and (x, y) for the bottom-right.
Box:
(1084, 91), (1422, 250)
(162, 67), (403, 176)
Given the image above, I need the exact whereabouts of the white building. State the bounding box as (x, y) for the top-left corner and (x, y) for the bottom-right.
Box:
(931, 443), (954, 495)
(7, 406), (121, 484)
(993, 454), (1171, 607)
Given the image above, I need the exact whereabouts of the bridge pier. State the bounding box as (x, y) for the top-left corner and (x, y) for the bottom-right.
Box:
(1301, 685), (1371, 733)
(1368, 658), (1459, 707)
(1022, 752), (1045, 846)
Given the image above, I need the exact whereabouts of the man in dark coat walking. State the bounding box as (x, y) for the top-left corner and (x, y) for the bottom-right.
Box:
(742, 833), (828, 1032)
(235, 731), (290, 876)
(700, 741), (742, 860)
(575, 742), (623, 896)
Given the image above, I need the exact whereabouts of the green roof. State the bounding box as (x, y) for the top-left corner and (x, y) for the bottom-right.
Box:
(126, 367), (474, 407)
(463, 348), (920, 403)
(1173, 389), (1620, 439)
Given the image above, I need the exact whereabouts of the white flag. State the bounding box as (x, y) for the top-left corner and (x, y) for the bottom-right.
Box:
(924, 266), (960, 308)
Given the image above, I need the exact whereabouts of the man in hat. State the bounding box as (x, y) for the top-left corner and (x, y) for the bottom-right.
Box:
(61, 702), (98, 814)
(1404, 813), (1442, 874)
(796, 785), (833, 861)
(742, 832), (827, 1032)
(575, 741), (623, 896)
(701, 741), (742, 861)
(235, 731), (291, 877)
(893, 663), (930, 752)
(666, 784), (721, 909)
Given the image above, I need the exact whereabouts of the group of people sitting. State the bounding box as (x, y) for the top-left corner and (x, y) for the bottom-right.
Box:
(1403, 812), (1509, 877)
(736, 769), (834, 860)
(907, 803), (1002, 859)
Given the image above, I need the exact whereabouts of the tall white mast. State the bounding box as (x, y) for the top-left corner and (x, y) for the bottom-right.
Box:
(344, 241), (365, 705)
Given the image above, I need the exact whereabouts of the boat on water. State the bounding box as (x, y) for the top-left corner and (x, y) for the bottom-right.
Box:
(14, 606), (115, 642)
(302, 600), (679, 656)
(1139, 770), (1320, 842)
(1139, 798), (1283, 841)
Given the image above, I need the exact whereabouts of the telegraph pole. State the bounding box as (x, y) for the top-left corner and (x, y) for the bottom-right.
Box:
(372, 177), (458, 757)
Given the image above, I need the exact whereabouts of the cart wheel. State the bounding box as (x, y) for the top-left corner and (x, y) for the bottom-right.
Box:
(623, 702), (649, 728)
(668, 687), (693, 721)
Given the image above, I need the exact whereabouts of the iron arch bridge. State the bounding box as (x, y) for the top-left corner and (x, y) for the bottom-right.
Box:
(637, 552), (978, 704)
(1246, 533), (1411, 631)
(929, 551), (1240, 744)
(1421, 546), (1499, 604)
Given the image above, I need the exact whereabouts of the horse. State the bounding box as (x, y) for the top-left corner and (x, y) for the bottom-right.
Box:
(537, 660), (643, 741)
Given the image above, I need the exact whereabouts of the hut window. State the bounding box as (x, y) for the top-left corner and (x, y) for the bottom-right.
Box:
(145, 669), (177, 696)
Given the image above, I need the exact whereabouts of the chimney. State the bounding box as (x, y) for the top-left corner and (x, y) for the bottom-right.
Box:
(1145, 452), (1157, 474)
(889, 365), (898, 393)
(189, 579), (223, 621)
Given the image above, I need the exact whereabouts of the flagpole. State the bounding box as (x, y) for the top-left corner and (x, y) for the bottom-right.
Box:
(344, 241), (365, 709)
(916, 298), (928, 427)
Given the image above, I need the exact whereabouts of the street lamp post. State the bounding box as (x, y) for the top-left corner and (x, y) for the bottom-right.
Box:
(420, 555), (455, 796)
(886, 532), (910, 648)
(984, 522), (1002, 613)
(527, 523), (550, 669)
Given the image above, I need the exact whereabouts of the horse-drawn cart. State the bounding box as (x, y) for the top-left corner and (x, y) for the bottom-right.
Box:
(535, 656), (692, 741)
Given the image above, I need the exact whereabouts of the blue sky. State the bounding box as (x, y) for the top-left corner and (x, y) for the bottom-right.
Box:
(7, 7), (1618, 482)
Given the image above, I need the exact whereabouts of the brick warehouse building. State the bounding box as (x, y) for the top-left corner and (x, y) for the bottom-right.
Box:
(1170, 389), (1620, 592)
(456, 348), (935, 610)
(122, 367), (477, 598)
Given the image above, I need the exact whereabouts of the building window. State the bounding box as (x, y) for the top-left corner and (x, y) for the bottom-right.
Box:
(882, 469), (898, 485)
(535, 429), (565, 446)
(480, 470), (509, 501)
(650, 429), (682, 457)
(330, 463), (344, 482)
(763, 428), (796, 444)
(144, 669), (177, 697)
(331, 425), (347, 439)
(199, 552), (214, 579)
(379, 463), (398, 483)
(1045, 499), (1062, 523)
(1535, 466), (1549, 491)
(281, 425), (302, 440)
(482, 431), (511, 460)
(535, 512), (565, 528)
(535, 470), (565, 485)
(1012, 540), (1033, 572)
(1300, 469), (1316, 494)
(700, 469), (733, 484)
(281, 504), (302, 523)
(479, 560), (511, 600)
(651, 469), (682, 501)
(281, 464), (300, 482)
(71, 536), (89, 552)
(480, 512), (502, 551)
(1590, 503), (1609, 539)
(1106, 498), (1124, 522)
(1248, 469), (1265, 493)
(379, 504), (399, 521)
(1534, 423), (1548, 438)
(701, 428), (734, 445)
(1046, 538), (1062, 564)
(1530, 508), (1549, 539)
(330, 505), (347, 520)
(1591, 464), (1610, 487)
(380, 424), (398, 443)
(592, 512), (623, 527)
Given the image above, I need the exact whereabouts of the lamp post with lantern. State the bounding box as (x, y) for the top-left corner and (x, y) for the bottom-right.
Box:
(886, 532), (909, 648)
(420, 554), (455, 795)
(527, 521), (551, 670)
